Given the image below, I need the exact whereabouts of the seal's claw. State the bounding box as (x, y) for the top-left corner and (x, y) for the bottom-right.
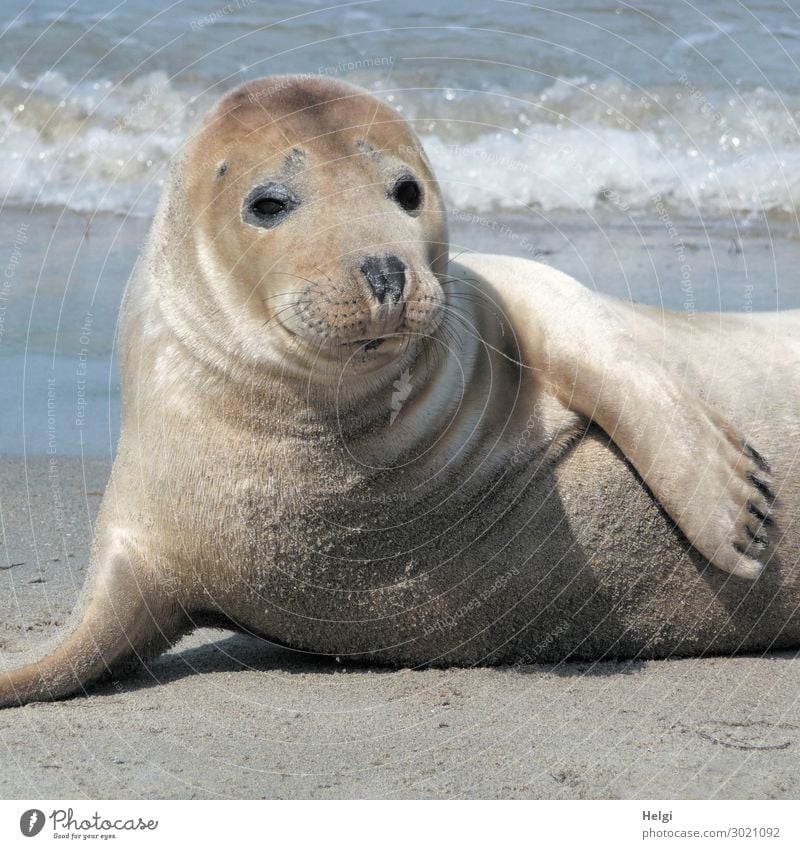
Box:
(703, 434), (776, 579)
(745, 526), (769, 547)
(748, 501), (774, 526)
(747, 472), (775, 502)
(744, 441), (771, 473)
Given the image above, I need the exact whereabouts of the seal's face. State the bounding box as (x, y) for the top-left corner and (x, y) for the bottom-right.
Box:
(186, 76), (449, 375)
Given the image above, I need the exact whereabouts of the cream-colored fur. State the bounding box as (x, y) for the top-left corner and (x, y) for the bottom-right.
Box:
(1, 76), (796, 707)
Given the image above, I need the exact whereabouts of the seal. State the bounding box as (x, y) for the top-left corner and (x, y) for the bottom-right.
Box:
(1, 76), (798, 706)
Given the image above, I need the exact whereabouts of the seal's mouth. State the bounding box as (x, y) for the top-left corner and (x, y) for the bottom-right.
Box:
(338, 334), (406, 351)
(271, 286), (443, 361)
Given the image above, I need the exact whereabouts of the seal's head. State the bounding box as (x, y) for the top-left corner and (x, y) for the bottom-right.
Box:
(179, 75), (449, 378)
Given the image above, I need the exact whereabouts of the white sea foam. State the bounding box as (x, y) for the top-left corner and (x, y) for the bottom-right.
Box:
(0, 69), (206, 216)
(0, 70), (798, 218)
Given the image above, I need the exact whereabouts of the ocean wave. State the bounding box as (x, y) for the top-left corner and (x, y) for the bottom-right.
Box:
(0, 69), (209, 216)
(0, 70), (798, 218)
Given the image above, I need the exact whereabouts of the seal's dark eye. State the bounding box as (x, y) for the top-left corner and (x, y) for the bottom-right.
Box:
(242, 183), (298, 229)
(252, 197), (285, 217)
(391, 178), (423, 213)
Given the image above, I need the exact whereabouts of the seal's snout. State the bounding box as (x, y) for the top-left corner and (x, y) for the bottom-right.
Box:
(361, 255), (406, 304)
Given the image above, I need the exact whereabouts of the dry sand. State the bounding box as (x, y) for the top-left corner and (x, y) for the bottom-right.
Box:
(1, 456), (798, 799)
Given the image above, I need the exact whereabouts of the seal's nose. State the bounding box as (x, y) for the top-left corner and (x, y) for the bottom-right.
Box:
(361, 255), (406, 304)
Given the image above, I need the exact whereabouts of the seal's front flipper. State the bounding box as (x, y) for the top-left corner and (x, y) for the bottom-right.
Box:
(453, 254), (776, 580)
(0, 535), (184, 708)
(584, 378), (775, 579)
(540, 301), (776, 579)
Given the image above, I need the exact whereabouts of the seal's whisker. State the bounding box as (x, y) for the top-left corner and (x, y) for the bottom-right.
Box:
(433, 302), (538, 372)
(436, 302), (482, 341)
(310, 264), (336, 287)
(261, 302), (303, 330)
(262, 290), (305, 302)
(442, 292), (495, 309)
(440, 301), (478, 325)
(272, 271), (323, 289)
(439, 312), (467, 351)
(446, 248), (473, 266)
(438, 313), (470, 361)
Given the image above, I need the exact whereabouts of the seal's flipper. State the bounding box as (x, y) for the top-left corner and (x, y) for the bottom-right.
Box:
(0, 541), (184, 708)
(583, 380), (775, 579)
(451, 254), (776, 579)
(543, 300), (776, 579)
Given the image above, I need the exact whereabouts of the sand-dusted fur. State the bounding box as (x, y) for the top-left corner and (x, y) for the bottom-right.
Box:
(1, 76), (797, 707)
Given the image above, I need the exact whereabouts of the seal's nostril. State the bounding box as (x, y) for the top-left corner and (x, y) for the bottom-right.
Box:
(361, 255), (406, 303)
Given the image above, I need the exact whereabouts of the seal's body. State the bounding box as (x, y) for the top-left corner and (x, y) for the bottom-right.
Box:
(111, 253), (799, 666)
(1, 77), (797, 705)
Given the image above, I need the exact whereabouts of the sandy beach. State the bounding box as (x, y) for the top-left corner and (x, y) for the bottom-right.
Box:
(1, 455), (798, 800)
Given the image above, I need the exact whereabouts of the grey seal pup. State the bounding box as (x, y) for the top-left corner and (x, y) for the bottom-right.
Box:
(1, 76), (797, 706)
